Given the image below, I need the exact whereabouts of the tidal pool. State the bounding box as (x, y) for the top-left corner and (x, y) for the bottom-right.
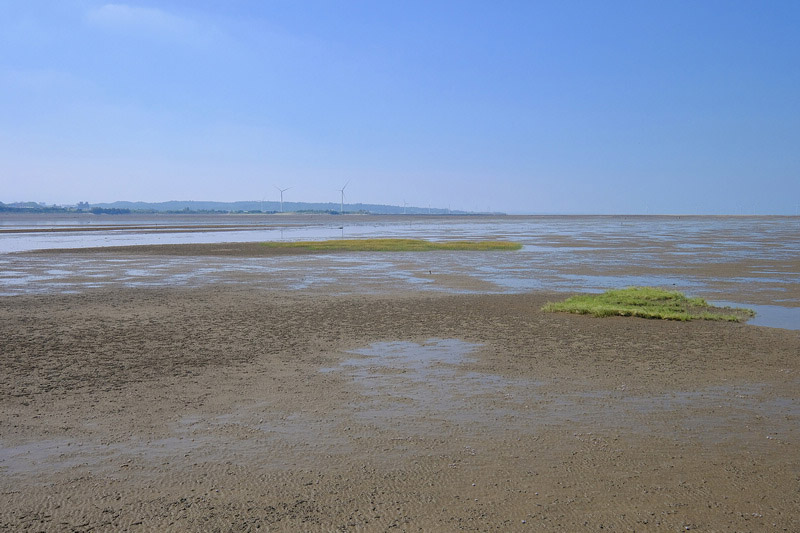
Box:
(321, 339), (799, 442)
(712, 301), (800, 330)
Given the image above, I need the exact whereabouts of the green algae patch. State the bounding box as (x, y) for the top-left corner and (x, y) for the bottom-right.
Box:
(260, 238), (522, 252)
(543, 287), (755, 322)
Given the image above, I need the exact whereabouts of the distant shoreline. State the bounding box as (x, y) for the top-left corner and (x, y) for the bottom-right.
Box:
(0, 200), (476, 216)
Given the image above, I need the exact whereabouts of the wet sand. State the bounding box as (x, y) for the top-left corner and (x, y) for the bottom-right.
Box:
(1, 247), (799, 531)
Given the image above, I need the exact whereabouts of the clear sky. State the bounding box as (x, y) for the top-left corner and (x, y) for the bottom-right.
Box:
(2, 1), (799, 214)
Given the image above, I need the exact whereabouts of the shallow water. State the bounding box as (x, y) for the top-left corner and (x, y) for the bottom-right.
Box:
(322, 339), (799, 440)
(1, 214), (798, 329)
(712, 301), (800, 330)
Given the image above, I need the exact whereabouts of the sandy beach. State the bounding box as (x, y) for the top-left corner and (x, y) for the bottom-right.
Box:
(1, 242), (798, 531)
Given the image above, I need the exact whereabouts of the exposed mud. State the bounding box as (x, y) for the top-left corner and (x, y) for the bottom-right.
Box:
(2, 284), (798, 531)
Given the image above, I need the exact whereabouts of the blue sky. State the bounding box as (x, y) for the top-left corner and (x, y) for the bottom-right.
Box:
(2, 1), (798, 214)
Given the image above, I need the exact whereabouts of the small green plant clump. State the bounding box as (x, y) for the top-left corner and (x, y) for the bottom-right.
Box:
(260, 238), (522, 252)
(543, 287), (755, 322)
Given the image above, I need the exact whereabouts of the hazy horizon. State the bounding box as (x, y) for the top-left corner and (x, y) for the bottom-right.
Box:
(5, 198), (799, 217)
(2, 2), (799, 215)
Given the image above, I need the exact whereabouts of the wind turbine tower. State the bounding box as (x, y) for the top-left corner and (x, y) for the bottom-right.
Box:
(338, 181), (349, 214)
(274, 186), (291, 213)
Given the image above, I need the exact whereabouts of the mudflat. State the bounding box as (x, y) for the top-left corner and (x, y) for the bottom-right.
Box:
(1, 255), (799, 530)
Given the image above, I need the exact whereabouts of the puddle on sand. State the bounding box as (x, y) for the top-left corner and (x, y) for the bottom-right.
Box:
(325, 339), (507, 395)
(712, 301), (800, 331)
(321, 339), (529, 427)
(0, 439), (96, 475)
(0, 410), (351, 477)
(322, 339), (799, 443)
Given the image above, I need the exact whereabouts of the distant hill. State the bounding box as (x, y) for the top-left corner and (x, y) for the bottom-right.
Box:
(0, 202), (69, 213)
(87, 200), (472, 215)
(1, 200), (478, 215)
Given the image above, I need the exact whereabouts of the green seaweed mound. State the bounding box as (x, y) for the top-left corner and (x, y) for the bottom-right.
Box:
(543, 287), (755, 322)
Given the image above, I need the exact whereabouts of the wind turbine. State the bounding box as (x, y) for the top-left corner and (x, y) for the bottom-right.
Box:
(338, 181), (349, 214)
(274, 186), (291, 213)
